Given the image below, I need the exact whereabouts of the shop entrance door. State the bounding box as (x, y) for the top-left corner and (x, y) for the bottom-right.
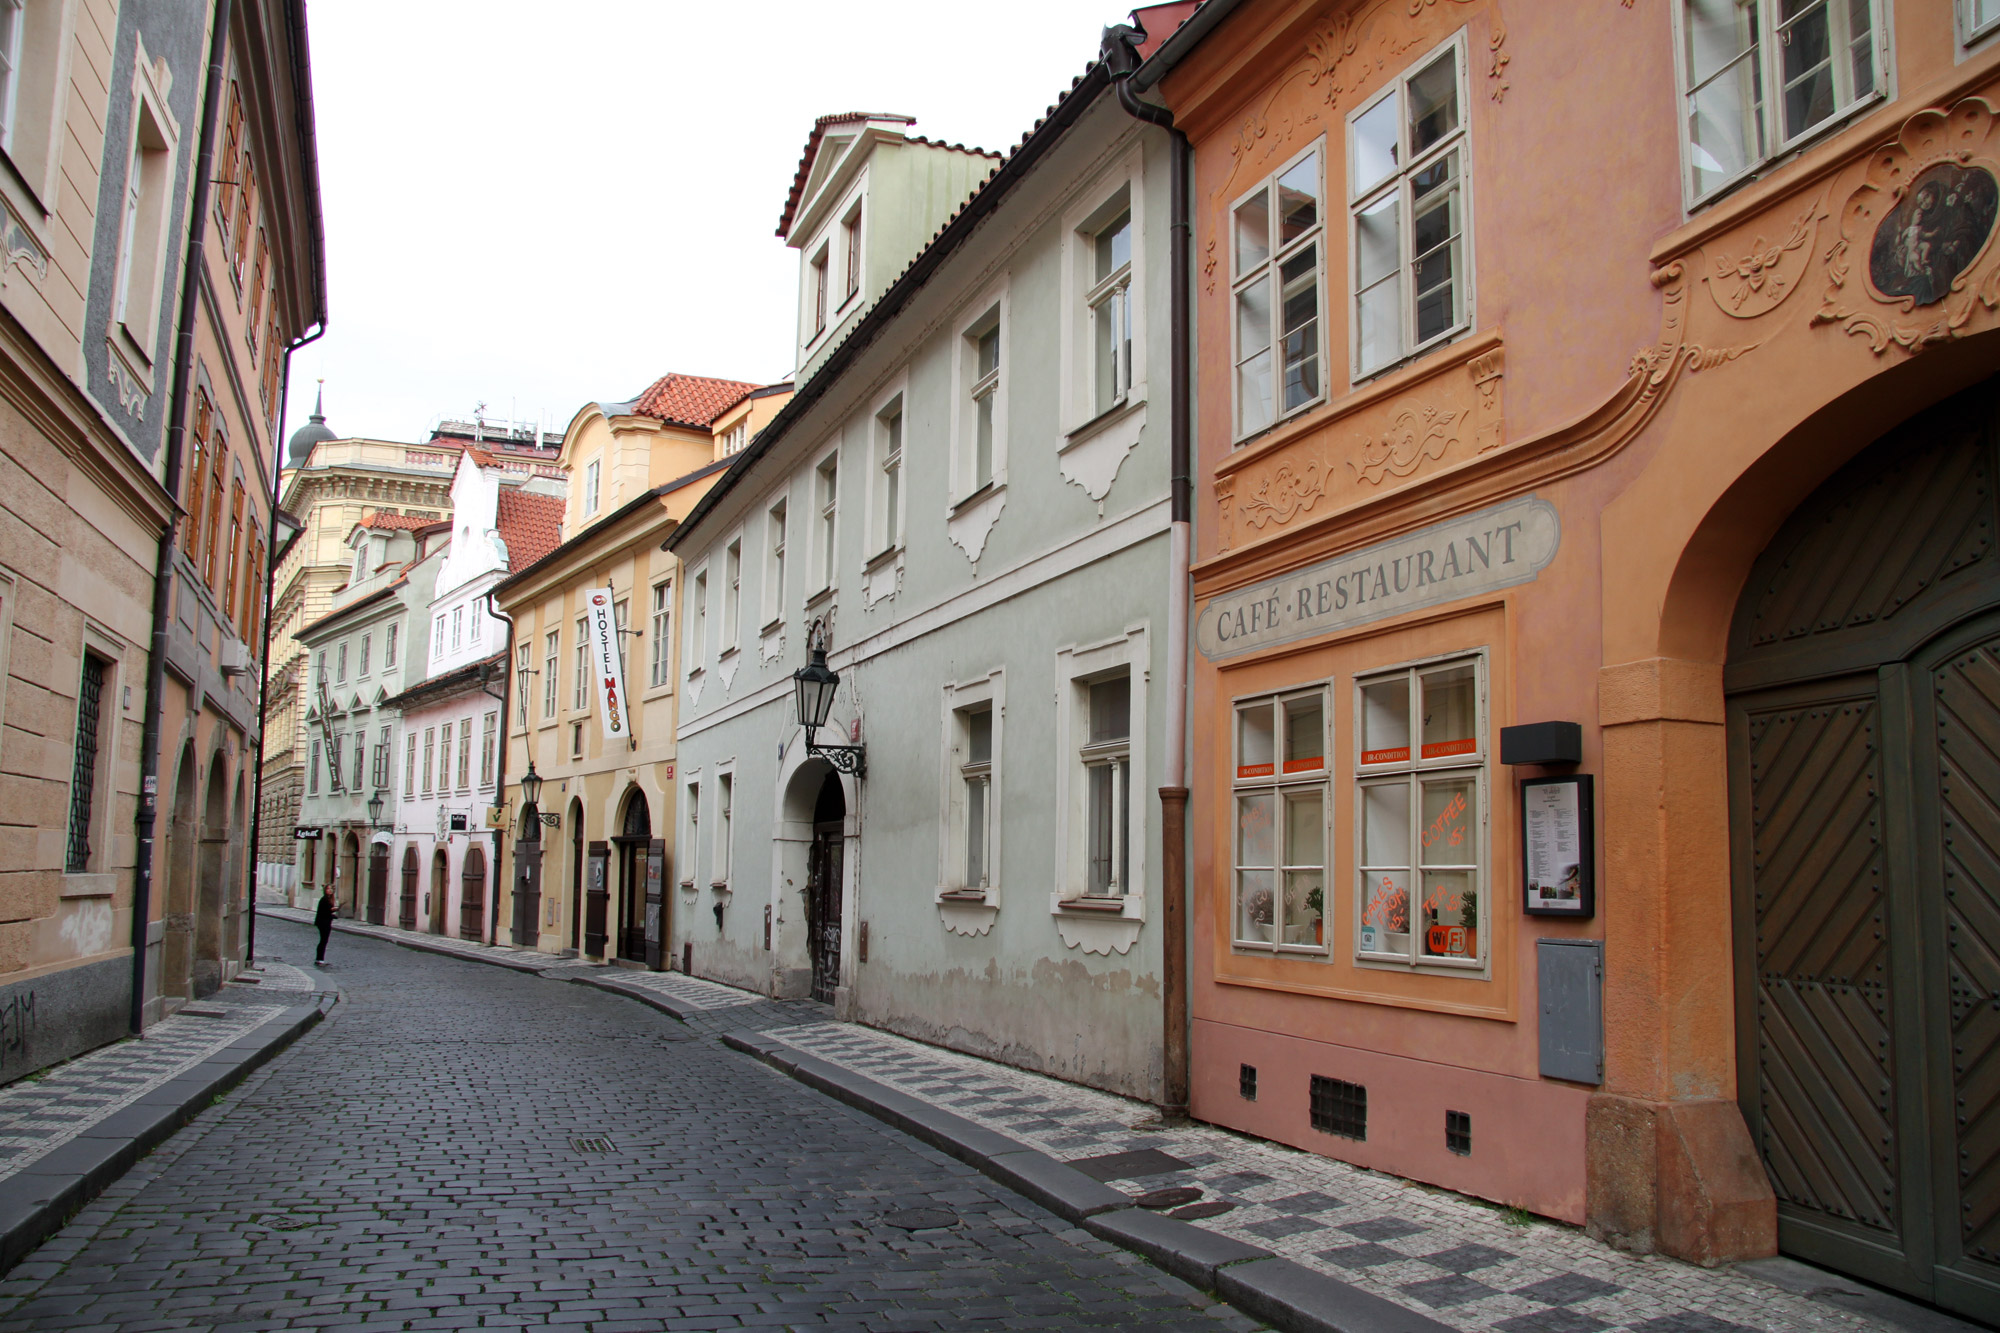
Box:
(805, 772), (844, 1004)
(366, 844), (388, 925)
(399, 847), (418, 929)
(615, 794), (650, 964)
(1727, 379), (2000, 1320)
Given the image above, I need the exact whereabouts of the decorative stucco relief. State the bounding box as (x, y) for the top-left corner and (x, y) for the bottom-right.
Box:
(1350, 404), (1468, 484)
(1813, 97), (2000, 356)
(1240, 460), (1328, 529)
(1468, 348), (1504, 452)
(1706, 195), (1824, 319)
(938, 900), (998, 937)
(946, 485), (1007, 565)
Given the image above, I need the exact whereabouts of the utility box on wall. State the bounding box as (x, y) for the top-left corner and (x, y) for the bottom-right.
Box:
(1538, 938), (1603, 1084)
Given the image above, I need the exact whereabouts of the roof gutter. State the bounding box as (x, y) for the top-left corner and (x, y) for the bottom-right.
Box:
(1129, 0), (1247, 92)
(668, 62), (1113, 553)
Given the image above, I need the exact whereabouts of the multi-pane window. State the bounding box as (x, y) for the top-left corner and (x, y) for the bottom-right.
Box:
(515, 644), (531, 725)
(113, 130), (146, 324)
(573, 617), (588, 709)
(309, 738), (322, 795)
(64, 655), (106, 872)
(353, 732), (366, 798)
(314, 651), (327, 689)
(1233, 690), (1327, 950)
(876, 399), (903, 553)
(683, 781), (700, 887)
(404, 732), (417, 797)
(722, 540), (741, 649)
(1968, 0), (2000, 44)
(543, 629), (559, 718)
(436, 723), (452, 796)
(358, 633), (371, 677)
(815, 456), (838, 590)
(811, 246), (830, 337)
(1085, 675), (1132, 897)
(433, 614), (445, 658)
(721, 421), (747, 455)
(0, 0), (23, 152)
(765, 500), (787, 625)
(1678, 1), (1882, 204)
(649, 581), (671, 688)
(384, 623), (398, 669)
(223, 485), (244, 624)
(690, 572), (707, 670)
(1351, 38), (1468, 379)
(966, 314), (1000, 493)
(372, 725), (390, 790)
(1355, 656), (1485, 967)
(421, 726), (434, 794)
(843, 204), (863, 302)
(328, 730), (343, 791)
(960, 706), (994, 890)
(1091, 208), (1134, 413)
(583, 459), (601, 517)
(336, 641), (347, 683)
(715, 773), (733, 884)
(457, 720), (472, 790)
(185, 392), (210, 557)
(480, 711), (497, 786)
(451, 606), (463, 651)
(1234, 146), (1324, 436)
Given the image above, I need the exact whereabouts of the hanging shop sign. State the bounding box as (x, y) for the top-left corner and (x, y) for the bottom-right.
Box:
(1522, 774), (1595, 917)
(292, 825), (322, 840)
(585, 587), (630, 741)
(1196, 496), (1560, 660)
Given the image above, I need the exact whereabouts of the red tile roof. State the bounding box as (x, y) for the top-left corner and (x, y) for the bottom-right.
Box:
(355, 510), (437, 533)
(628, 372), (764, 429)
(774, 112), (1000, 238)
(496, 488), (566, 571)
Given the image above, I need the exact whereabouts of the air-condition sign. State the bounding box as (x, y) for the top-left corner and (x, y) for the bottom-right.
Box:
(585, 588), (630, 741)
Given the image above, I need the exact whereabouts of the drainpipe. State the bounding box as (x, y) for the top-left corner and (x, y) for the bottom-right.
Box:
(483, 600), (516, 946)
(1103, 22), (1192, 1120)
(130, 0), (234, 1035)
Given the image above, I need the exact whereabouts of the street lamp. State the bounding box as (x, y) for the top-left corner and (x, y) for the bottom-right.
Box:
(520, 761), (558, 838)
(366, 790), (388, 831)
(792, 622), (865, 776)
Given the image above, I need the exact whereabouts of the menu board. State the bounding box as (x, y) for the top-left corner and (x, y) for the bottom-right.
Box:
(1521, 775), (1594, 917)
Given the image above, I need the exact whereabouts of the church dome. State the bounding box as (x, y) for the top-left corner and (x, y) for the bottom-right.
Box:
(286, 385), (336, 464)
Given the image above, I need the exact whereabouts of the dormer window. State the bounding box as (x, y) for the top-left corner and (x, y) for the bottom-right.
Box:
(583, 459), (601, 518)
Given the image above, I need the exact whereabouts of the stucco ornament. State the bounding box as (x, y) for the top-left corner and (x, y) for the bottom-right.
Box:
(1238, 460), (1327, 530)
(1350, 404), (1468, 484)
(1706, 194), (1824, 319)
(1814, 98), (2000, 355)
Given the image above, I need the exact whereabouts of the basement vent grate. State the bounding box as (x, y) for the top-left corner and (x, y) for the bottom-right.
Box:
(1446, 1109), (1472, 1156)
(570, 1136), (614, 1154)
(1309, 1075), (1366, 1140)
(1239, 1063), (1257, 1100)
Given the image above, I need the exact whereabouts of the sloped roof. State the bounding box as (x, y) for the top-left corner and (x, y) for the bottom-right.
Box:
(496, 488), (565, 570)
(774, 112), (1001, 239)
(618, 372), (764, 429)
(354, 510), (436, 533)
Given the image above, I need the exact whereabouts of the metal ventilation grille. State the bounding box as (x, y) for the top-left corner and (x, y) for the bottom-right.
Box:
(1310, 1075), (1366, 1140)
(1239, 1063), (1258, 1101)
(1446, 1109), (1471, 1156)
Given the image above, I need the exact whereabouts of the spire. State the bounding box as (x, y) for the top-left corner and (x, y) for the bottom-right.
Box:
(287, 378), (337, 464)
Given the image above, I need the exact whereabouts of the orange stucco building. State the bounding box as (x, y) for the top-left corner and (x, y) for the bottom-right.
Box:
(1143, 0), (2000, 1316)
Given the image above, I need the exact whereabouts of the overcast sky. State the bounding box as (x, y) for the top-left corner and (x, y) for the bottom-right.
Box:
(280, 0), (1134, 451)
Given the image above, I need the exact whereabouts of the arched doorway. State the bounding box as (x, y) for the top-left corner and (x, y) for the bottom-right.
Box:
(340, 830), (361, 919)
(460, 845), (487, 941)
(399, 846), (419, 929)
(1726, 375), (2000, 1319)
(194, 756), (229, 997)
(429, 848), (449, 934)
(367, 839), (390, 925)
(163, 743), (198, 1002)
(614, 790), (651, 964)
(805, 770), (845, 1003)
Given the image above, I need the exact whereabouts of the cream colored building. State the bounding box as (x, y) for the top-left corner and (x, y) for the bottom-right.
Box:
(494, 375), (788, 963)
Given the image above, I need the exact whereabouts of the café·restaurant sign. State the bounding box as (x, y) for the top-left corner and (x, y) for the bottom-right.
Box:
(1197, 496), (1560, 660)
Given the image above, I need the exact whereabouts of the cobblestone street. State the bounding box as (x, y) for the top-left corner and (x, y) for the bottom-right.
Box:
(0, 917), (1253, 1332)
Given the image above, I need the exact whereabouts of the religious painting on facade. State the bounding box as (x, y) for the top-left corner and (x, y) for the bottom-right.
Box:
(1869, 163), (1999, 307)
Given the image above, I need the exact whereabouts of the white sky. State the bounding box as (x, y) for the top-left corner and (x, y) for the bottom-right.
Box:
(280, 0), (1134, 452)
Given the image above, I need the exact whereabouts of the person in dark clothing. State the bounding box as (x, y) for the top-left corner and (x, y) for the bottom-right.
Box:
(315, 887), (336, 965)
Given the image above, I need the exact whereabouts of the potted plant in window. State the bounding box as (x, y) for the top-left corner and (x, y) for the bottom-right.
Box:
(1306, 883), (1324, 946)
(1458, 889), (1478, 957)
(1246, 885), (1274, 943)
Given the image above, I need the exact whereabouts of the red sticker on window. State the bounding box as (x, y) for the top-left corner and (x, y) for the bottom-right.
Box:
(1420, 738), (1476, 759)
(1282, 757), (1321, 773)
(1237, 763), (1275, 778)
(1361, 747), (1410, 765)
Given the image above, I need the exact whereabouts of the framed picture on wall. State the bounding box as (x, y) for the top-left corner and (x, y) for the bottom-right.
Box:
(1521, 774), (1594, 917)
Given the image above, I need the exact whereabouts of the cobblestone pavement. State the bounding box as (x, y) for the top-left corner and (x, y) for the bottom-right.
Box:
(0, 974), (291, 1183)
(0, 916), (1258, 1332)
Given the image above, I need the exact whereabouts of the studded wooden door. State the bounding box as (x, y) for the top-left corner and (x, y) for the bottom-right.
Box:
(806, 826), (842, 1004)
(1728, 376), (2000, 1319)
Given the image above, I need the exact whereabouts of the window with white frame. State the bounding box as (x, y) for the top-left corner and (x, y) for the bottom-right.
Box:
(309, 738), (321, 795)
(433, 614), (445, 659)
(681, 780), (699, 888)
(0, 0), (73, 208)
(1233, 144), (1325, 436)
(353, 732), (366, 797)
(542, 629), (559, 718)
(714, 771), (733, 885)
(1678, 1), (1883, 205)
(722, 539), (741, 650)
(404, 732), (417, 797)
(583, 459), (601, 518)
(457, 719), (472, 790)
(764, 499), (787, 626)
(1233, 689), (1327, 950)
(841, 202), (863, 303)
(810, 245), (830, 338)
(1355, 655), (1486, 968)
(874, 398), (903, 555)
(420, 726), (434, 794)
(721, 420), (747, 455)
(480, 711), (496, 787)
(571, 720), (583, 758)
(649, 580), (671, 688)
(358, 632), (371, 677)
(112, 95), (174, 353)
(451, 606), (463, 651)
(385, 623), (398, 669)
(940, 681), (1000, 899)
(1350, 36), (1469, 380)
(814, 454), (838, 591)
(0, 1), (23, 154)
(961, 308), (1002, 495)
(372, 725), (390, 790)
(435, 723), (451, 797)
(1967, 0), (2000, 45)
(573, 617), (588, 709)
(328, 729), (343, 791)
(314, 650), (326, 688)
(516, 643), (531, 725)
(1090, 204), (1134, 414)
(1084, 674), (1132, 897)
(336, 641), (347, 683)
(689, 570), (707, 671)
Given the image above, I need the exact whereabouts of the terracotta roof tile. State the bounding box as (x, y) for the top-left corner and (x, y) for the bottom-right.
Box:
(355, 510), (437, 533)
(496, 489), (566, 570)
(628, 372), (765, 429)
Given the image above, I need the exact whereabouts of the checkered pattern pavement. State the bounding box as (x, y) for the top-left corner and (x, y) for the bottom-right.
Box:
(763, 1023), (1877, 1333)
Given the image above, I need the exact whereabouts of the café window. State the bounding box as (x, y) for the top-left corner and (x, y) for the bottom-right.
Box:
(1232, 688), (1327, 951)
(1355, 655), (1486, 969)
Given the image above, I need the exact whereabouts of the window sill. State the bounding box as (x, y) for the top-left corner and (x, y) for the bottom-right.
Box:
(759, 615), (784, 637)
(678, 880), (696, 893)
(936, 888), (991, 904)
(710, 880), (731, 894)
(805, 586), (834, 614)
(60, 872), (116, 899)
(1056, 895), (1129, 914)
(717, 646), (739, 663)
(951, 480), (1001, 517)
(1062, 393), (1146, 449)
(863, 544), (902, 574)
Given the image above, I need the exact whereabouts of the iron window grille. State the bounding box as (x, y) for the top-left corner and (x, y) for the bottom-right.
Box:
(64, 655), (105, 872)
(1446, 1108), (1472, 1156)
(1309, 1074), (1367, 1140)
(1240, 1063), (1258, 1101)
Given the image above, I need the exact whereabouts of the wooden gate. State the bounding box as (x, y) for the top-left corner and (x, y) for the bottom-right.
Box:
(1727, 378), (2000, 1319)
(366, 844), (389, 925)
(460, 846), (486, 942)
(806, 824), (842, 1003)
(584, 840), (609, 960)
(399, 847), (418, 930)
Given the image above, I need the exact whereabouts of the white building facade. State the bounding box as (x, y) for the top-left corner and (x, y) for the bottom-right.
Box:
(670, 79), (1179, 1100)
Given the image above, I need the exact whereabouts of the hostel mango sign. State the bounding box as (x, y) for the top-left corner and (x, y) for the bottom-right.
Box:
(1197, 497), (1561, 659)
(585, 588), (630, 742)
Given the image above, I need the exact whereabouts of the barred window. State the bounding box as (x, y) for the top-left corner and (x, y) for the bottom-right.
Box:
(64, 655), (106, 872)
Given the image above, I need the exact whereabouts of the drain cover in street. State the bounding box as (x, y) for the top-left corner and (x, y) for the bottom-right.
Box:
(1068, 1148), (1192, 1181)
(1169, 1200), (1235, 1220)
(246, 1213), (318, 1232)
(570, 1136), (614, 1153)
(882, 1208), (957, 1230)
(1135, 1187), (1203, 1210)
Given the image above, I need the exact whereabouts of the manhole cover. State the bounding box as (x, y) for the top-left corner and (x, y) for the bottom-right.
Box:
(882, 1208), (957, 1231)
(1135, 1187), (1203, 1210)
(246, 1213), (317, 1232)
(1067, 1148), (1193, 1182)
(1168, 1200), (1235, 1221)
(570, 1136), (614, 1153)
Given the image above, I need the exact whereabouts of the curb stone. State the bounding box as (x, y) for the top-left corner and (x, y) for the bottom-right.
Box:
(0, 990), (335, 1276)
(718, 1029), (1454, 1333)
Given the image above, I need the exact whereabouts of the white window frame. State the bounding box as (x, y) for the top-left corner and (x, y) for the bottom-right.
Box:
(810, 244), (830, 340)
(480, 711), (496, 788)
(456, 716), (472, 791)
(1674, 0), (1888, 207)
(712, 765), (734, 889)
(936, 670), (1003, 905)
(372, 725), (390, 791)
(1230, 684), (1330, 954)
(573, 616), (588, 711)
(680, 776), (700, 890)
(763, 496), (788, 630)
(1347, 32), (1473, 383)
(542, 628), (559, 719)
(384, 622), (397, 670)
(648, 579), (672, 689)
(1061, 149), (1149, 436)
(335, 640), (347, 684)
(869, 389), (906, 560)
(358, 632), (371, 678)
(109, 46), (178, 368)
(582, 458), (601, 518)
(434, 614), (445, 659)
(812, 447), (839, 596)
(1231, 138), (1329, 440)
(1965, 0), (2000, 46)
(687, 566), (708, 679)
(451, 605), (464, 651)
(309, 738), (322, 796)
(0, 0), (77, 218)
(515, 643), (531, 726)
(951, 287), (1008, 503)
(420, 725), (434, 794)
(1352, 650), (1490, 974)
(721, 537), (742, 655)
(1051, 627), (1149, 919)
(840, 199), (864, 307)
(404, 731), (417, 798)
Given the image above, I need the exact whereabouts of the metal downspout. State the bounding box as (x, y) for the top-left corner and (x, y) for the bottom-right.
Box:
(1103, 23), (1193, 1120)
(130, 0), (234, 1034)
